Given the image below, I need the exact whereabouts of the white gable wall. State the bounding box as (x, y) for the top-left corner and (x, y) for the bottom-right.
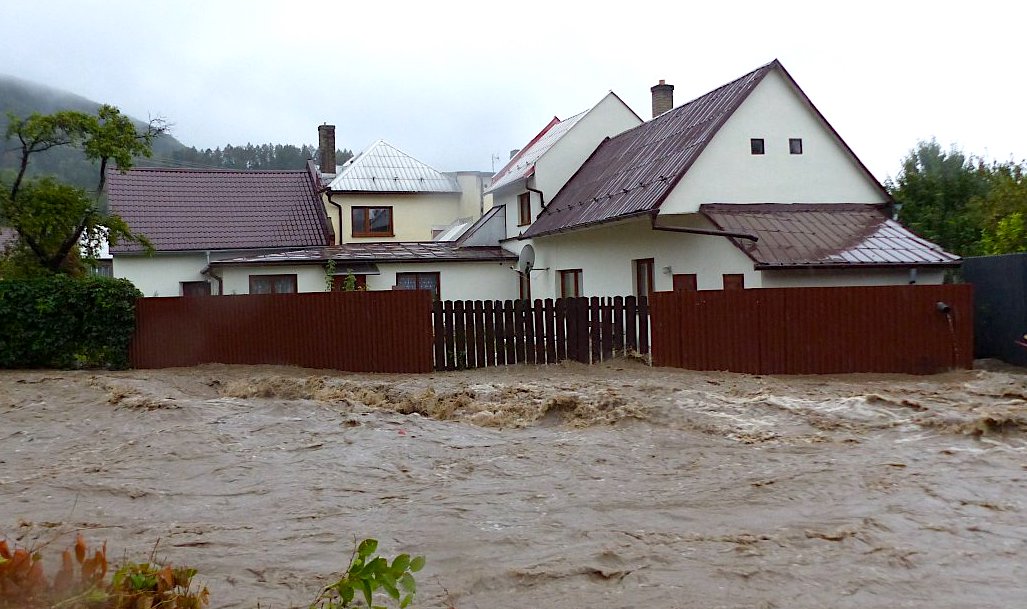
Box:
(533, 93), (642, 204)
(496, 93), (642, 241)
(660, 69), (886, 215)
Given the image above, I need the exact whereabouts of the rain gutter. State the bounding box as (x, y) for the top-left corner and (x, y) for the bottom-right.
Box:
(649, 211), (759, 242)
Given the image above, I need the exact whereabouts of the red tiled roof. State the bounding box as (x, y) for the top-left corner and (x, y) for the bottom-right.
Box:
(107, 162), (331, 253)
(210, 242), (516, 266)
(700, 204), (961, 269)
(522, 62), (776, 238)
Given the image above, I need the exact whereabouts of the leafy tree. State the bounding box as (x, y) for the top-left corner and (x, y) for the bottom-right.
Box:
(887, 140), (991, 256)
(1, 105), (163, 275)
(972, 164), (1027, 254)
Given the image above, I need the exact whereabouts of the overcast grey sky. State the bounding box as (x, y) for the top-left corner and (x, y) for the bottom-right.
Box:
(3, 1), (1024, 181)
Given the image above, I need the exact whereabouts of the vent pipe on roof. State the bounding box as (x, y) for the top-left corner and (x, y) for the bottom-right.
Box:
(651, 79), (674, 118)
(318, 124), (337, 175)
(509, 149), (520, 160)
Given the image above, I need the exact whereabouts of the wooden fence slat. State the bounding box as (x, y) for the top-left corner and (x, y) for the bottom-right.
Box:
(494, 300), (507, 366)
(555, 298), (568, 362)
(575, 297), (590, 363)
(532, 299), (545, 364)
(503, 300), (517, 364)
(638, 295), (650, 356)
(473, 300), (486, 368)
(589, 297), (601, 364)
(544, 299), (556, 364)
(444, 300), (456, 370)
(601, 297), (614, 360)
(483, 300), (496, 367)
(625, 295), (638, 353)
(612, 295), (625, 355)
(522, 299), (535, 365)
(513, 300), (525, 363)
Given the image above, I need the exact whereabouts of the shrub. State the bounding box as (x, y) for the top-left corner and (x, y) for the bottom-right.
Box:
(311, 538), (424, 609)
(0, 275), (141, 369)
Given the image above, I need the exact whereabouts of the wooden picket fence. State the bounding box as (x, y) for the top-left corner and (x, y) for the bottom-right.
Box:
(431, 296), (650, 370)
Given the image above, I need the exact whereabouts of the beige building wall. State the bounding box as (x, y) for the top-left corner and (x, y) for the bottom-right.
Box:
(660, 69), (887, 216)
(323, 193), (462, 243)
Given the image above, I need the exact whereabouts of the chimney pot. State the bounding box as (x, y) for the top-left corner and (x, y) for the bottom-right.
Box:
(318, 124), (336, 175)
(650, 80), (674, 118)
(509, 148), (520, 160)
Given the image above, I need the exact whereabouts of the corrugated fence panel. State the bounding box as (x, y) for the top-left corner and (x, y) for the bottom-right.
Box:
(651, 285), (973, 374)
(962, 254), (1027, 366)
(131, 291), (434, 373)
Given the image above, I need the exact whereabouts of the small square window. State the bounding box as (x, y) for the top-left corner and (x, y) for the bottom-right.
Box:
(750, 138), (765, 155)
(789, 138), (803, 155)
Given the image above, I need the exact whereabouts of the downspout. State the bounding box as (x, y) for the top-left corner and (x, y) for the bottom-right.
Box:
(526, 186), (546, 209)
(325, 191), (344, 245)
(201, 251), (224, 295)
(650, 211), (758, 242)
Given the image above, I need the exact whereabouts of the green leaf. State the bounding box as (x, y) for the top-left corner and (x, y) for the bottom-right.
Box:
(398, 573), (416, 594)
(357, 538), (378, 559)
(409, 555), (425, 572)
(380, 579), (400, 600)
(400, 593), (413, 608)
(341, 585), (355, 604)
(390, 554), (410, 574)
(361, 579), (374, 607)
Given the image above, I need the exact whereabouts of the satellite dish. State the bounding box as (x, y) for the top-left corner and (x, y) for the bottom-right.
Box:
(516, 245), (535, 275)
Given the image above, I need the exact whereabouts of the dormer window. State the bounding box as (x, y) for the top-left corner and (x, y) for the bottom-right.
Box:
(750, 138), (765, 155)
(518, 192), (531, 226)
(789, 138), (803, 154)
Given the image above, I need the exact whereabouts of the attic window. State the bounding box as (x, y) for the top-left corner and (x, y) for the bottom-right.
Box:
(789, 138), (803, 154)
(750, 138), (765, 155)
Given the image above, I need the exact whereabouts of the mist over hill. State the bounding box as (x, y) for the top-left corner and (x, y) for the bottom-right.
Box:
(0, 74), (349, 190)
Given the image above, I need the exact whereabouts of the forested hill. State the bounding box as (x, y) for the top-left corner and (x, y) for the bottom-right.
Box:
(0, 74), (351, 190)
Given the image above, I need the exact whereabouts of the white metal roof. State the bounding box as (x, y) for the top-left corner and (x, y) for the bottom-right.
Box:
(485, 110), (587, 194)
(327, 139), (460, 193)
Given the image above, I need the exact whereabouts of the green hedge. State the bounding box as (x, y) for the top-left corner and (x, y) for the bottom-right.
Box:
(0, 276), (142, 369)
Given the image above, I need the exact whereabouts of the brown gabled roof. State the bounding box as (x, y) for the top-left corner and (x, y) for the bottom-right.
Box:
(107, 161), (331, 253)
(523, 60), (891, 238)
(209, 242), (517, 266)
(522, 61), (776, 238)
(700, 204), (961, 269)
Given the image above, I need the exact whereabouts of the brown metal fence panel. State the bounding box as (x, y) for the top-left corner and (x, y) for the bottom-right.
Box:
(131, 290), (434, 373)
(650, 284), (973, 375)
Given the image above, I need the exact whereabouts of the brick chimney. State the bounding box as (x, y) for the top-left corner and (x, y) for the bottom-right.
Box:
(651, 80), (674, 118)
(318, 124), (336, 174)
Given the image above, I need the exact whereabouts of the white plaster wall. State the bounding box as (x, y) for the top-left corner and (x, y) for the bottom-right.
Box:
(761, 268), (946, 288)
(219, 265), (326, 295)
(364, 261), (518, 301)
(323, 193), (462, 243)
(660, 69), (887, 215)
(534, 92), (642, 202)
(113, 254), (209, 297)
(496, 93), (642, 241)
(525, 217), (760, 299)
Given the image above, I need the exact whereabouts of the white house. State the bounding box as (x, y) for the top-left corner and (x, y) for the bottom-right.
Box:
(510, 60), (959, 300)
(107, 162), (333, 296)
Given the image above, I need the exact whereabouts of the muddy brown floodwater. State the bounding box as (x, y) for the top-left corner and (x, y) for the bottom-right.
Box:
(2, 361), (1026, 609)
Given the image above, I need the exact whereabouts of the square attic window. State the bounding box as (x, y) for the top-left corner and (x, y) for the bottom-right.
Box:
(790, 138), (803, 154)
(750, 138), (765, 155)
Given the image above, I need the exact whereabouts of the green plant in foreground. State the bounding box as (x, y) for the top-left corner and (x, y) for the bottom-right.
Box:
(310, 539), (424, 609)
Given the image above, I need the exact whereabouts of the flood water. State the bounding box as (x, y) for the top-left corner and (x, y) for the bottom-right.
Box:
(2, 361), (1025, 608)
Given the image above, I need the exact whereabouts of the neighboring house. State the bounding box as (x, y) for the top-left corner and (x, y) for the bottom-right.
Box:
(208, 204), (518, 300)
(510, 60), (959, 299)
(107, 162), (331, 296)
(316, 126), (491, 244)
